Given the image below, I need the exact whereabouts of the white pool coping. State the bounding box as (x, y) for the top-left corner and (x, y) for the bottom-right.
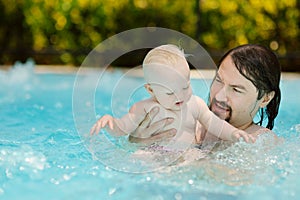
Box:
(1, 65), (300, 80)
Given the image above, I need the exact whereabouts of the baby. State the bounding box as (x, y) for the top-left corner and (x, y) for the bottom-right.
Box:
(90, 44), (254, 147)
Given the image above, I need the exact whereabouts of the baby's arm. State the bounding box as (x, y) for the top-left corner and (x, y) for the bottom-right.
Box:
(90, 101), (147, 137)
(90, 114), (132, 136)
(194, 96), (255, 143)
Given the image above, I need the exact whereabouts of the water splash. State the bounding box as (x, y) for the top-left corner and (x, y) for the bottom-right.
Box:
(0, 145), (49, 181)
(0, 58), (35, 85)
(0, 59), (36, 104)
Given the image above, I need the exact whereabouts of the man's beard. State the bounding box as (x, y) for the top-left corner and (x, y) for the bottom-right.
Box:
(209, 97), (232, 122)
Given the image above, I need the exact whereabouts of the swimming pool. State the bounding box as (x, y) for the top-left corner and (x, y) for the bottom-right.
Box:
(1, 63), (300, 200)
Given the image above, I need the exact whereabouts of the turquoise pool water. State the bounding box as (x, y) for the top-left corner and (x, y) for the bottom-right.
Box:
(1, 64), (300, 200)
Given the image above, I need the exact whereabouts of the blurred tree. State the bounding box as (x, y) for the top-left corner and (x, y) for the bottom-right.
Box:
(0, 0), (299, 70)
(0, 1), (32, 63)
(22, 0), (107, 64)
(196, 0), (300, 70)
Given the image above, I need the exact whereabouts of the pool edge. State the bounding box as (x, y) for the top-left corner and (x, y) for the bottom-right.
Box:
(1, 65), (299, 80)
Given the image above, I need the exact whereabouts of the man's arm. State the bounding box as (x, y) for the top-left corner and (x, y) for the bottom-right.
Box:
(129, 106), (176, 143)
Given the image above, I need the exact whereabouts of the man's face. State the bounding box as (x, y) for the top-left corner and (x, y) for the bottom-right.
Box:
(209, 55), (262, 129)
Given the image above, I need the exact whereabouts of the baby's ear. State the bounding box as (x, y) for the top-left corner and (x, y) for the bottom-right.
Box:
(144, 84), (154, 95)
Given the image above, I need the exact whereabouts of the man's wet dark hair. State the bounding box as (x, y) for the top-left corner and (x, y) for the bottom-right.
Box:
(218, 44), (281, 130)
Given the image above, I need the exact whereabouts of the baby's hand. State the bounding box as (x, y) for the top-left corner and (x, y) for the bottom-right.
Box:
(90, 115), (114, 135)
(232, 130), (256, 143)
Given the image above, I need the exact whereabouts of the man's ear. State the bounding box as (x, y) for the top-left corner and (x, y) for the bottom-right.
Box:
(260, 91), (275, 108)
(144, 84), (154, 95)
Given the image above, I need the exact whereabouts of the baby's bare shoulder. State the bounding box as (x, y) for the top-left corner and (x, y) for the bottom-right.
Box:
(130, 98), (163, 113)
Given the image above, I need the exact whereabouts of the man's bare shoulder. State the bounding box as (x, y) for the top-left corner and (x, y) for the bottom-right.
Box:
(246, 124), (283, 144)
(246, 124), (274, 136)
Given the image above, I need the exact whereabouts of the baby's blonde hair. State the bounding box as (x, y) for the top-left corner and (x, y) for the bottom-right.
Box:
(143, 44), (186, 67)
(142, 44), (190, 83)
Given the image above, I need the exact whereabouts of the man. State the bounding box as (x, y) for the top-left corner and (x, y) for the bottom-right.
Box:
(129, 44), (281, 144)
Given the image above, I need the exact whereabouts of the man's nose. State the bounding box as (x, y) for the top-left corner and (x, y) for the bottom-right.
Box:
(215, 87), (228, 102)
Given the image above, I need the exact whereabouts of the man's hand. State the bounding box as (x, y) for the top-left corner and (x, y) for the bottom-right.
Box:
(129, 106), (176, 143)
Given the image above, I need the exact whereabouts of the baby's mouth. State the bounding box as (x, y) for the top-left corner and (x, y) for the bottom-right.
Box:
(175, 101), (184, 106)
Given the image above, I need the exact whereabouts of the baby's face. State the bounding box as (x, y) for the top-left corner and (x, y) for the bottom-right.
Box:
(150, 75), (192, 111)
(144, 57), (192, 110)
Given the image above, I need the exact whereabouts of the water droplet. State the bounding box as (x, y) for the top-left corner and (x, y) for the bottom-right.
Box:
(109, 188), (116, 196)
(25, 93), (31, 100)
(63, 174), (71, 181)
(174, 192), (182, 200)
(50, 178), (60, 185)
(55, 102), (63, 109)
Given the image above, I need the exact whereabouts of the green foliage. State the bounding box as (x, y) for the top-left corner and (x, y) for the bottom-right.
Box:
(198, 0), (299, 55)
(0, 0), (299, 69)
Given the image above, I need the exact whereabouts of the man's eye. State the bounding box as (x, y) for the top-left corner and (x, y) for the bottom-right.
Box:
(166, 92), (174, 95)
(233, 88), (242, 93)
(215, 77), (222, 83)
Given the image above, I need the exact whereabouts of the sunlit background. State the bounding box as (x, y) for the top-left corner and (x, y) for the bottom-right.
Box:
(0, 0), (299, 71)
